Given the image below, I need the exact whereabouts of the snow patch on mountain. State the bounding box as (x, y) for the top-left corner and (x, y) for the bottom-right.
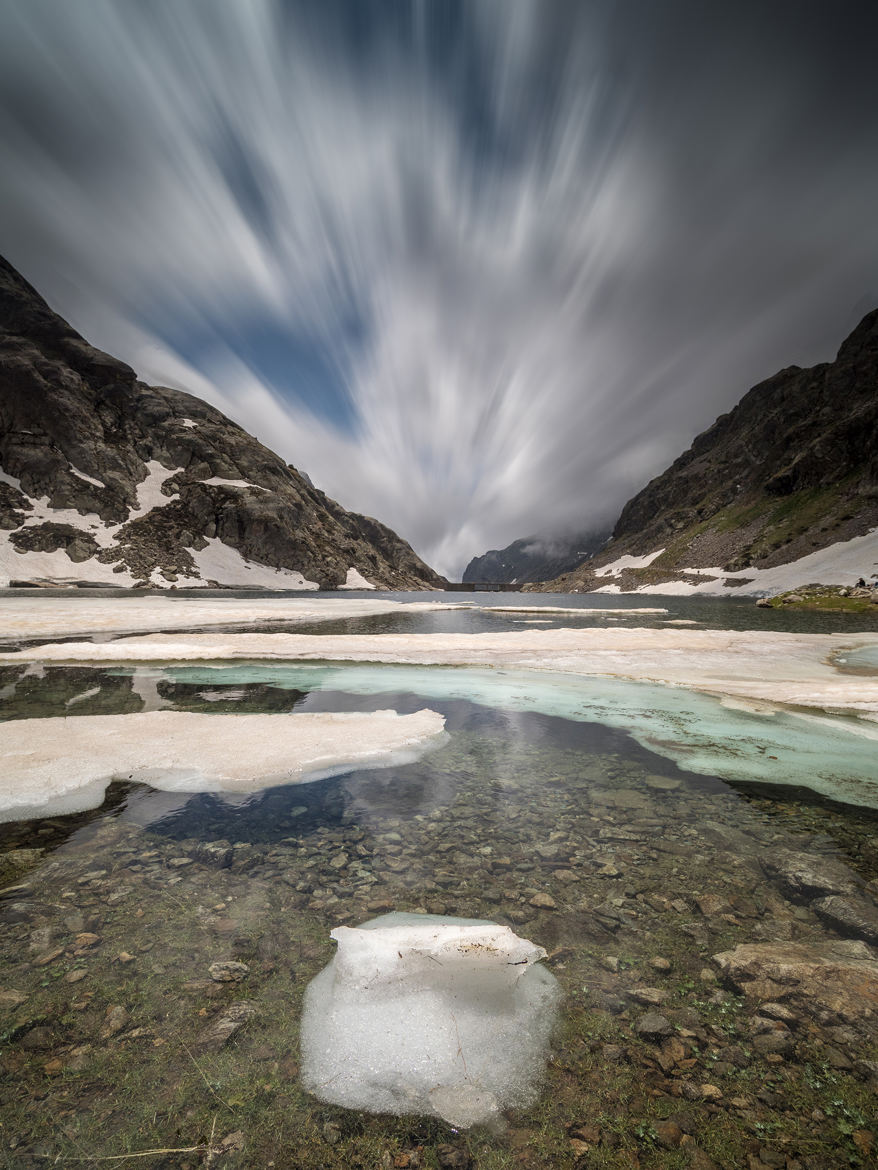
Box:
(591, 528), (878, 596)
(187, 538), (320, 589)
(69, 467), (106, 489)
(200, 477), (268, 491)
(593, 549), (665, 577)
(339, 567), (377, 590)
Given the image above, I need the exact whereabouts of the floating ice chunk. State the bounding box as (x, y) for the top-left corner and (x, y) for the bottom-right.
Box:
(0, 709), (447, 823)
(65, 686), (102, 707)
(300, 913), (561, 1128)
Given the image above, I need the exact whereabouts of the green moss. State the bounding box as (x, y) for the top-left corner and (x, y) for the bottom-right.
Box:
(636, 480), (861, 576)
(767, 585), (877, 612)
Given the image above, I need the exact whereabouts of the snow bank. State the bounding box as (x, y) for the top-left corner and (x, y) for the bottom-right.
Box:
(480, 605), (667, 616)
(199, 477), (268, 491)
(593, 548), (665, 576)
(69, 466), (106, 488)
(596, 528), (878, 596)
(187, 538), (320, 589)
(301, 913), (560, 1127)
(0, 708), (447, 822)
(129, 461), (182, 519)
(0, 543), (139, 588)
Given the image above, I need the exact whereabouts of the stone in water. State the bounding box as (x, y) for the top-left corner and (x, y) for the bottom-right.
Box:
(300, 912), (560, 1127)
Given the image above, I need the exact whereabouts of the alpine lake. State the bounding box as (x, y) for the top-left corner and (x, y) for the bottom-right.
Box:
(1, 592), (877, 1170)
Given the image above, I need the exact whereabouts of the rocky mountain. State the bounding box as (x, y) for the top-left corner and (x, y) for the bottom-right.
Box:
(0, 256), (445, 590)
(529, 308), (878, 594)
(462, 529), (610, 584)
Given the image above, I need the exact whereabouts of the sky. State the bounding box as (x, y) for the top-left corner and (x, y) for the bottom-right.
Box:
(1, 0), (877, 579)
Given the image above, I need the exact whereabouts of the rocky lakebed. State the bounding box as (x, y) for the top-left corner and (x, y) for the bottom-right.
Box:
(0, 597), (877, 1169)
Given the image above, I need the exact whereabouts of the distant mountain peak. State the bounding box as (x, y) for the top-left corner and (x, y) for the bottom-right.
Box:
(463, 528), (611, 584)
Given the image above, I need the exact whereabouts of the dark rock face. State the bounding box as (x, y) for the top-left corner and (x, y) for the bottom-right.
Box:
(463, 529), (610, 584)
(0, 256), (445, 589)
(9, 523), (100, 563)
(530, 309), (878, 592)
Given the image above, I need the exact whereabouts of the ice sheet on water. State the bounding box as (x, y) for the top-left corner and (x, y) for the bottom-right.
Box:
(0, 709), (447, 823)
(138, 662), (878, 808)
(300, 912), (561, 1128)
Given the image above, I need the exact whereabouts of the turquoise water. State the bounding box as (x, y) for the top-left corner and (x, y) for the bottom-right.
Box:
(103, 661), (877, 809)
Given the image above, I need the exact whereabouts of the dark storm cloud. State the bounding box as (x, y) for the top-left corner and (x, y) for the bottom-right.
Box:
(1, 0), (877, 577)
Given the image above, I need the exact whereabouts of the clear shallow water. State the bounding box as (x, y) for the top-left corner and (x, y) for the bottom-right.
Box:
(124, 662), (878, 809)
(4, 658), (878, 809)
(3, 610), (878, 1166)
(833, 645), (878, 674)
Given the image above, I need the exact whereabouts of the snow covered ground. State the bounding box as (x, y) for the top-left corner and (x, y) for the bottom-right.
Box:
(593, 549), (666, 577)
(593, 528), (878, 596)
(186, 539), (320, 589)
(1, 460), (182, 588)
(339, 567), (377, 589)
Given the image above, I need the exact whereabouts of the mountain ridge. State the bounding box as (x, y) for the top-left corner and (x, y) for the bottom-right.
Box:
(0, 256), (445, 590)
(527, 308), (878, 595)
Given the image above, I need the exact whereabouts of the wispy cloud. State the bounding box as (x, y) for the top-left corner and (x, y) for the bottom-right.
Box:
(2, 0), (877, 577)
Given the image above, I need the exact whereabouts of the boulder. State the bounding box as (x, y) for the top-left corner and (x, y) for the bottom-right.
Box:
(760, 848), (859, 900)
(812, 895), (878, 944)
(713, 940), (878, 1023)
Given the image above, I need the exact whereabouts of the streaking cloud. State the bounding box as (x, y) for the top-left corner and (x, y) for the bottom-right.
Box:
(1, 0), (877, 576)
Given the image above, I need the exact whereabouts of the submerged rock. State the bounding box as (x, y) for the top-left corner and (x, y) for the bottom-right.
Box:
(194, 1001), (258, 1052)
(761, 849), (858, 900)
(712, 940), (878, 1022)
(98, 1005), (129, 1040)
(0, 848), (43, 886)
(633, 1012), (673, 1040)
(300, 912), (560, 1127)
(812, 894), (878, 944)
(208, 961), (250, 983)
